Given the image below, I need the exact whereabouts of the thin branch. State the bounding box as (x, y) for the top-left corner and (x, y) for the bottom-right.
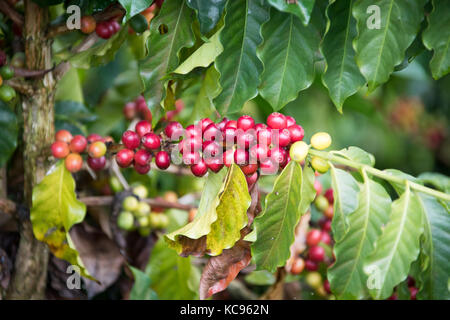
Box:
(13, 66), (54, 78)
(0, 1), (24, 26)
(5, 78), (34, 95)
(46, 4), (125, 38)
(111, 161), (130, 190)
(79, 195), (195, 211)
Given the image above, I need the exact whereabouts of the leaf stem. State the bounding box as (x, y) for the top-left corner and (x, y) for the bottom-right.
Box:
(309, 149), (450, 201)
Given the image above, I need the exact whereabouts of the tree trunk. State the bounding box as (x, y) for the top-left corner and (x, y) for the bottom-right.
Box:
(6, 0), (55, 299)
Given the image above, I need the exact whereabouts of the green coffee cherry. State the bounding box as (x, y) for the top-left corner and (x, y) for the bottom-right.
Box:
(314, 195), (329, 212)
(133, 185), (148, 199)
(135, 202), (151, 217)
(311, 156), (330, 174)
(122, 196), (139, 212)
(117, 211), (134, 230)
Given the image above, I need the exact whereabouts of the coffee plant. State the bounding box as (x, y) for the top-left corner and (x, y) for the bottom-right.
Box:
(0, 0), (448, 301)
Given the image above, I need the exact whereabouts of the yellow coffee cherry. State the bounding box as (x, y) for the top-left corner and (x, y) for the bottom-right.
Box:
(311, 156), (330, 174)
(305, 272), (322, 289)
(289, 141), (310, 163)
(311, 132), (332, 150)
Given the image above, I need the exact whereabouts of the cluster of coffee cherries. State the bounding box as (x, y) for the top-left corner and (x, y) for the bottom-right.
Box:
(117, 185), (169, 236)
(0, 50), (17, 102)
(289, 185), (334, 296)
(50, 130), (112, 173)
(79, 15), (121, 39)
(123, 95), (153, 123)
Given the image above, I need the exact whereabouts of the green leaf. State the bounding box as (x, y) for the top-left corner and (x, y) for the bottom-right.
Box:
(214, 0), (269, 115)
(328, 173), (391, 299)
(352, 0), (427, 92)
(422, 0), (450, 79)
(187, 66), (221, 123)
(139, 0), (195, 115)
(245, 270), (276, 286)
(330, 166), (360, 242)
(128, 30), (150, 60)
(0, 101), (18, 167)
(252, 162), (315, 272)
(363, 185), (424, 300)
(321, 0), (365, 112)
(186, 0), (227, 34)
(119, 0), (153, 21)
(173, 31), (223, 75)
(418, 172), (450, 194)
(332, 146), (375, 167)
(266, 0), (315, 25)
(68, 26), (128, 69)
(129, 266), (158, 300)
(416, 194), (450, 300)
(165, 164), (251, 256)
(257, 9), (319, 111)
(30, 161), (94, 280)
(146, 239), (199, 300)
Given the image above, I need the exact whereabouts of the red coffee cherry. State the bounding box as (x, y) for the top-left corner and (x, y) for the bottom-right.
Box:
(199, 118), (214, 132)
(275, 128), (291, 147)
(110, 20), (120, 33)
(134, 149), (152, 166)
(142, 132), (161, 150)
(203, 123), (222, 141)
(236, 131), (256, 149)
(291, 257), (305, 275)
(269, 147), (288, 166)
(122, 130), (140, 149)
(288, 124), (305, 143)
(183, 151), (201, 165)
(257, 128), (272, 146)
(55, 129), (73, 143)
(245, 171), (258, 187)
(306, 229), (322, 247)
(237, 115), (255, 131)
(181, 136), (202, 153)
(309, 246), (325, 262)
(203, 141), (222, 158)
(260, 158), (278, 175)
(88, 141), (107, 158)
(224, 120), (237, 129)
(87, 133), (103, 143)
(65, 153), (83, 173)
(51, 141), (70, 159)
(305, 259), (319, 271)
(286, 116), (296, 127)
(409, 287), (418, 300)
(123, 102), (137, 120)
(205, 157), (224, 173)
(223, 149), (234, 167)
(134, 162), (151, 174)
(223, 127), (237, 145)
(95, 21), (112, 39)
(80, 15), (96, 34)
(217, 117), (229, 131)
(320, 231), (332, 245)
(267, 112), (287, 129)
(155, 151), (171, 169)
(191, 159), (208, 177)
(324, 188), (334, 204)
(314, 179), (323, 195)
(87, 156), (106, 171)
(165, 121), (183, 141)
(185, 124), (202, 139)
(249, 144), (269, 162)
(69, 135), (87, 153)
(234, 149), (249, 165)
(323, 280), (332, 294)
(116, 149), (134, 168)
(240, 163), (258, 176)
(135, 120), (152, 137)
(254, 123), (267, 132)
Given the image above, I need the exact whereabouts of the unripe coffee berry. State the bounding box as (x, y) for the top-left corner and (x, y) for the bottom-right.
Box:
(55, 129), (73, 143)
(289, 141), (309, 162)
(311, 132), (332, 150)
(88, 141), (107, 158)
(65, 153), (83, 173)
(311, 156), (330, 174)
